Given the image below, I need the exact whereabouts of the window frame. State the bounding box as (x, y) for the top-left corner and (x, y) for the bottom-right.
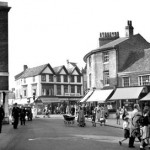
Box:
(49, 74), (53, 82)
(138, 75), (150, 86)
(41, 74), (46, 82)
(103, 51), (109, 63)
(103, 71), (109, 86)
(122, 76), (130, 87)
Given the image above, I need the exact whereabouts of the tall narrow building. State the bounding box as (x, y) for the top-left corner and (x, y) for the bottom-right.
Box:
(0, 2), (11, 121)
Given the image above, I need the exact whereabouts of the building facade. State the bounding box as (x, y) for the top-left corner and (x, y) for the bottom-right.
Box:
(14, 63), (83, 114)
(0, 2), (11, 120)
(83, 21), (150, 110)
(84, 21), (150, 90)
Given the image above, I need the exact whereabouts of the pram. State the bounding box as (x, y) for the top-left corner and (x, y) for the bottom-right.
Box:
(63, 114), (75, 126)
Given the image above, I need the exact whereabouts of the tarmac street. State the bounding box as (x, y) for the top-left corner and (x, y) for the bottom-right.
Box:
(0, 115), (142, 150)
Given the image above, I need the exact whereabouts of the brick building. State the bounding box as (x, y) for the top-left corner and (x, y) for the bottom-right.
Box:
(82, 21), (150, 110)
(0, 2), (11, 120)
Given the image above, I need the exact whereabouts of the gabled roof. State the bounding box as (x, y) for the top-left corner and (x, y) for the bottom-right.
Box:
(121, 48), (150, 73)
(53, 65), (68, 74)
(67, 66), (82, 75)
(15, 64), (55, 80)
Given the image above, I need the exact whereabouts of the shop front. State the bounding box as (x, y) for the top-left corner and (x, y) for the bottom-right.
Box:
(109, 86), (147, 111)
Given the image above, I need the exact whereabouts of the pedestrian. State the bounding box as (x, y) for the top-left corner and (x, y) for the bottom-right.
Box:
(91, 106), (96, 127)
(122, 106), (128, 120)
(119, 116), (130, 145)
(116, 108), (121, 125)
(12, 103), (20, 129)
(128, 104), (141, 148)
(139, 107), (149, 150)
(96, 104), (101, 122)
(70, 105), (75, 116)
(66, 105), (70, 114)
(99, 106), (106, 126)
(20, 106), (26, 125)
(0, 104), (5, 133)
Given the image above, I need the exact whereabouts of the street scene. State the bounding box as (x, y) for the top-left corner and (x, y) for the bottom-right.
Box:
(0, 115), (141, 150)
(1, 0), (150, 150)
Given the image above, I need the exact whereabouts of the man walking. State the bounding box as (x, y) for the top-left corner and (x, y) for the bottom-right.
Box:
(20, 106), (26, 125)
(12, 103), (20, 129)
(0, 104), (5, 133)
(129, 104), (141, 148)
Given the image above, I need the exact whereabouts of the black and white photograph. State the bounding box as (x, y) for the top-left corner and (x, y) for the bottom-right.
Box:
(1, 0), (150, 150)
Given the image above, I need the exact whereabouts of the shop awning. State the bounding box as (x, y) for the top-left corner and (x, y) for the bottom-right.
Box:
(39, 97), (60, 103)
(86, 89), (113, 103)
(109, 87), (144, 100)
(140, 92), (150, 101)
(80, 90), (93, 103)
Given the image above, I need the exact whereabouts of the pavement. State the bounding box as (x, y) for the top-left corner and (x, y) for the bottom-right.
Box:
(35, 114), (124, 129)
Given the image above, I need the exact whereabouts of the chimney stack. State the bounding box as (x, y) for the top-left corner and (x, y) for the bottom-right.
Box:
(23, 65), (28, 71)
(99, 32), (119, 47)
(125, 20), (134, 38)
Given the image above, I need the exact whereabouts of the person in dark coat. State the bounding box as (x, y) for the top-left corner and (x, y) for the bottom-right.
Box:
(0, 104), (5, 133)
(12, 103), (20, 129)
(70, 105), (75, 116)
(20, 106), (26, 125)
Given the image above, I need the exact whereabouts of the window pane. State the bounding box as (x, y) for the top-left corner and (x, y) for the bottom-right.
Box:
(49, 75), (53, 82)
(123, 77), (129, 87)
(41, 75), (46, 82)
(64, 85), (68, 94)
(57, 85), (61, 95)
(77, 86), (81, 94)
(103, 52), (109, 63)
(77, 76), (81, 83)
(71, 85), (75, 93)
(104, 71), (109, 85)
(64, 75), (68, 82)
(70, 75), (74, 82)
(57, 75), (61, 82)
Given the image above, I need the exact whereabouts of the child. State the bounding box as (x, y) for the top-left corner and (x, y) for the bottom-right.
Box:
(119, 116), (130, 145)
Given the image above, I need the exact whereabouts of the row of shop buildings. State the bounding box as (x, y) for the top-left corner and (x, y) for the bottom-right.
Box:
(80, 20), (150, 111)
(13, 20), (150, 114)
(14, 62), (84, 114)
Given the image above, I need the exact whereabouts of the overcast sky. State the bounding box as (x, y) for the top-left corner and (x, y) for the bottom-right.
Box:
(6, 0), (150, 89)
